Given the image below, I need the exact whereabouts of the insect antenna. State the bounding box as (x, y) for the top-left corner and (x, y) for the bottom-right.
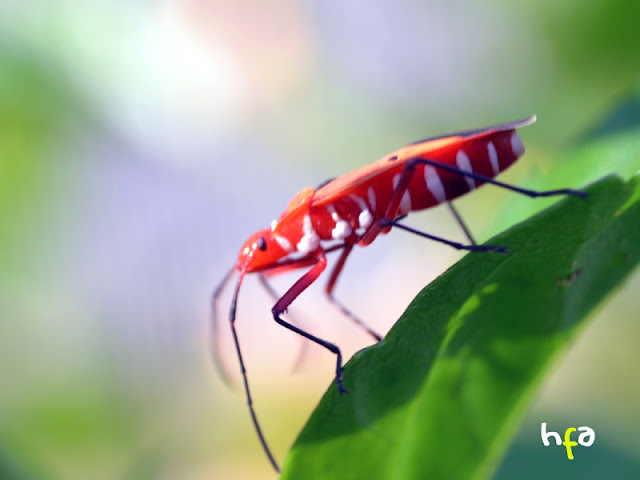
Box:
(210, 266), (237, 386)
(229, 265), (281, 473)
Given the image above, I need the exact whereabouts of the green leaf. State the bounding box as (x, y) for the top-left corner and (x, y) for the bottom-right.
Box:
(281, 175), (640, 480)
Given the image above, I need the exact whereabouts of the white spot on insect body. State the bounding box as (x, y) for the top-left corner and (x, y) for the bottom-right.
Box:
(327, 205), (339, 221)
(367, 186), (377, 212)
(487, 141), (500, 176)
(274, 234), (293, 252)
(349, 195), (374, 230)
(358, 210), (373, 231)
(424, 165), (446, 203)
(243, 246), (250, 255)
(392, 174), (412, 214)
(332, 221), (352, 239)
(391, 174), (400, 189)
(349, 194), (368, 212)
(511, 132), (525, 157)
(270, 219), (278, 231)
(296, 214), (320, 253)
(328, 205), (352, 240)
(456, 150), (476, 191)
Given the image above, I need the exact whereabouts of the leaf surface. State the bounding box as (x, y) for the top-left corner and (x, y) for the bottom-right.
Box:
(282, 175), (640, 480)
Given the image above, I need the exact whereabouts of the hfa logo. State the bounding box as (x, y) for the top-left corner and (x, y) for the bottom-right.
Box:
(541, 422), (595, 459)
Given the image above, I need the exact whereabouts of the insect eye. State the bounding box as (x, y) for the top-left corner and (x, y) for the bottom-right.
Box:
(388, 155), (398, 162)
(256, 236), (267, 251)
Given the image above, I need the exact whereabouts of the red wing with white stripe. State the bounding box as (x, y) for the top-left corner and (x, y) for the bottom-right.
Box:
(312, 116), (535, 213)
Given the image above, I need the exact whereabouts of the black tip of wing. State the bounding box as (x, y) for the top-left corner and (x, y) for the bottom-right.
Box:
(405, 115), (537, 147)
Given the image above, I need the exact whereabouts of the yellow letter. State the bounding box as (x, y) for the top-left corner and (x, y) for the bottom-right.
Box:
(563, 428), (578, 460)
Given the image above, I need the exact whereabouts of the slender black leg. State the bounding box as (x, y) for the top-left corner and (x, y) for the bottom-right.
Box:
(446, 202), (477, 245)
(272, 312), (349, 394)
(258, 274), (310, 372)
(325, 244), (383, 342)
(376, 156), (584, 252)
(410, 157), (587, 199)
(271, 254), (349, 394)
(326, 293), (383, 342)
(379, 218), (507, 253)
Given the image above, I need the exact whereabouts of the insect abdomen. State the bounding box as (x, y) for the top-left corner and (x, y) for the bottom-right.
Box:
(405, 129), (525, 212)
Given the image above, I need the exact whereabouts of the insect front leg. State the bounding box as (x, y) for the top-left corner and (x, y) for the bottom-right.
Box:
(271, 253), (349, 394)
(325, 243), (383, 342)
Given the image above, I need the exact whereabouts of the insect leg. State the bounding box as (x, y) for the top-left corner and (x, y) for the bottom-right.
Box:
(447, 202), (477, 245)
(258, 272), (280, 300)
(380, 218), (507, 252)
(325, 243), (383, 342)
(361, 158), (507, 251)
(272, 253), (349, 394)
(258, 273), (311, 372)
(227, 269), (280, 472)
(411, 158), (587, 199)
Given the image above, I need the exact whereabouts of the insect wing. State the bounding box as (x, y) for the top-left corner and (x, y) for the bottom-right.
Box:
(312, 116), (536, 206)
(405, 115), (536, 147)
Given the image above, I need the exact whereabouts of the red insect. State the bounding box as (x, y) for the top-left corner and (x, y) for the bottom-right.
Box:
(211, 116), (584, 472)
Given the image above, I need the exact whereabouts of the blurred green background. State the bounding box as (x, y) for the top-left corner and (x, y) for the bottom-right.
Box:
(1, 1), (639, 479)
